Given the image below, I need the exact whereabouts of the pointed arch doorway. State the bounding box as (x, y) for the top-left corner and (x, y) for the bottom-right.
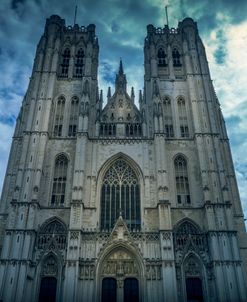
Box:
(100, 247), (141, 302)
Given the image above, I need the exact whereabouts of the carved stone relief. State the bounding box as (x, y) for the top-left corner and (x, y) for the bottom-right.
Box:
(101, 249), (139, 278)
(42, 255), (58, 277)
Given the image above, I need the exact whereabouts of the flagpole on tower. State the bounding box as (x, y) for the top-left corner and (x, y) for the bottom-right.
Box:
(73, 5), (78, 26)
(165, 5), (169, 28)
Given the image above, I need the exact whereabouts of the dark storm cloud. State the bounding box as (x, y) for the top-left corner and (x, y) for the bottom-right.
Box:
(0, 0), (247, 210)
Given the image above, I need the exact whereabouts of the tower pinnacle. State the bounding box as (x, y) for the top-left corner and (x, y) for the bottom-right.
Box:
(115, 59), (127, 93)
(119, 58), (124, 74)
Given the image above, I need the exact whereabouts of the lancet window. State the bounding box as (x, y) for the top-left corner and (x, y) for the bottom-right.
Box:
(100, 123), (116, 137)
(172, 48), (182, 67)
(60, 48), (70, 77)
(100, 159), (141, 231)
(74, 48), (84, 77)
(163, 97), (174, 137)
(178, 97), (189, 137)
(51, 155), (68, 205)
(174, 156), (191, 205)
(53, 96), (65, 137)
(68, 96), (79, 137)
(157, 47), (167, 67)
(125, 123), (142, 137)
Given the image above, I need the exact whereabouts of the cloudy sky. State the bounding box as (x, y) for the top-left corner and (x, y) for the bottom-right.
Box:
(0, 0), (246, 222)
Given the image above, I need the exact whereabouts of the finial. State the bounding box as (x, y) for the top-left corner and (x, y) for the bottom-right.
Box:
(131, 87), (135, 102)
(139, 90), (143, 104)
(100, 89), (103, 103)
(107, 87), (111, 101)
(165, 4), (169, 27)
(73, 5), (78, 26)
(119, 58), (124, 74)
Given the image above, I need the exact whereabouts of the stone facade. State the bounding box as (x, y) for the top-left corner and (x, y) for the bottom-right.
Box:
(0, 14), (247, 302)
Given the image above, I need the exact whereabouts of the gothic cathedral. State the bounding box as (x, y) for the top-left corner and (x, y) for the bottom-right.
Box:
(0, 15), (247, 302)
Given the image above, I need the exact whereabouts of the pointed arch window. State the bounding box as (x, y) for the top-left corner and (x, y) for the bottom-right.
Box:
(37, 219), (67, 250)
(163, 97), (174, 137)
(75, 48), (84, 77)
(60, 48), (70, 77)
(157, 47), (167, 67)
(175, 156), (190, 205)
(53, 96), (65, 137)
(172, 48), (182, 67)
(68, 96), (79, 137)
(51, 155), (68, 206)
(100, 159), (141, 231)
(178, 97), (189, 137)
(174, 221), (207, 252)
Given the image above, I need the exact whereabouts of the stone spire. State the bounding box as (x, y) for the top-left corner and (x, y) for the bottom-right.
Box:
(115, 59), (127, 93)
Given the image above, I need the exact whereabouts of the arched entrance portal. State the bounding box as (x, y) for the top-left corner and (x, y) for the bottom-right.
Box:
(100, 248), (141, 302)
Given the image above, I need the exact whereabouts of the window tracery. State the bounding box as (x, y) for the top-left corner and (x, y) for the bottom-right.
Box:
(60, 48), (70, 77)
(100, 159), (141, 231)
(68, 97), (79, 137)
(74, 48), (84, 77)
(100, 123), (116, 137)
(53, 96), (65, 137)
(37, 220), (67, 250)
(177, 97), (189, 137)
(125, 123), (142, 137)
(51, 155), (68, 206)
(163, 97), (174, 137)
(174, 156), (190, 205)
(174, 221), (206, 252)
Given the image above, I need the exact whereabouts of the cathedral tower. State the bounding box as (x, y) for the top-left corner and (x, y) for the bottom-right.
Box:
(0, 15), (246, 302)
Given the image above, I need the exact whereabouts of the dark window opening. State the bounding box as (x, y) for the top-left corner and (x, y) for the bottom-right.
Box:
(53, 97), (65, 137)
(172, 48), (182, 67)
(180, 125), (189, 137)
(125, 123), (142, 137)
(99, 123), (116, 137)
(68, 97), (79, 137)
(157, 47), (167, 67)
(74, 48), (84, 78)
(51, 155), (68, 206)
(175, 156), (190, 206)
(60, 48), (70, 77)
(165, 124), (174, 137)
